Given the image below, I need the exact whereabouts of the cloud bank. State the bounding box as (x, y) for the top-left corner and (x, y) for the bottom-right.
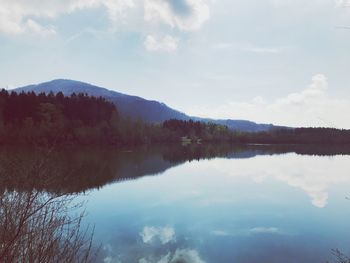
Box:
(0, 0), (210, 37)
(189, 74), (350, 128)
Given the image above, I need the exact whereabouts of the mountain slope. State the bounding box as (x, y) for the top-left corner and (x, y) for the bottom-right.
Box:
(16, 79), (189, 123)
(15, 79), (277, 132)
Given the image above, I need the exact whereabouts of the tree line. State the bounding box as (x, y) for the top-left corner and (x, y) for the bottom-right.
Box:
(0, 89), (350, 145)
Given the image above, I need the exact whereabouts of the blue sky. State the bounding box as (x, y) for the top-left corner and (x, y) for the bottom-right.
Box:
(0, 0), (350, 128)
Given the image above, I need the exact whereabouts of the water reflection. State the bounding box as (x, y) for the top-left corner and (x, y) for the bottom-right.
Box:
(0, 153), (96, 263)
(1, 144), (350, 263)
(194, 154), (350, 208)
(1, 143), (349, 193)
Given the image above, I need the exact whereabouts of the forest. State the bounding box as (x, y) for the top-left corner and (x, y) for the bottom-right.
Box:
(0, 89), (350, 146)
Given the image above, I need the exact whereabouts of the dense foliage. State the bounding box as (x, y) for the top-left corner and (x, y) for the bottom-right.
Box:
(0, 90), (234, 145)
(0, 90), (120, 144)
(161, 119), (232, 142)
(233, 127), (350, 144)
(161, 119), (350, 144)
(0, 90), (350, 145)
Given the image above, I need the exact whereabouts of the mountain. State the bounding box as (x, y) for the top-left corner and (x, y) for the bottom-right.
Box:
(16, 79), (189, 123)
(15, 79), (278, 132)
(193, 118), (276, 133)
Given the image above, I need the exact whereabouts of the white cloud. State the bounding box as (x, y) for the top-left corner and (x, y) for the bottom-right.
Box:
(0, 0), (210, 36)
(269, 74), (329, 110)
(144, 0), (210, 31)
(0, 0), (135, 36)
(0, 3), (59, 36)
(140, 226), (176, 244)
(23, 19), (56, 36)
(144, 34), (179, 52)
(188, 74), (350, 129)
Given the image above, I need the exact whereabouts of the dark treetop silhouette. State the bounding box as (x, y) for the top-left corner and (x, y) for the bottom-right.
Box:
(1, 89), (350, 146)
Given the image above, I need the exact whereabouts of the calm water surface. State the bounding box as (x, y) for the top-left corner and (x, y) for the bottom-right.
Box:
(72, 146), (350, 263)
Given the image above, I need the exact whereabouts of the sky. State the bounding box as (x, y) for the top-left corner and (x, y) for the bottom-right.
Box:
(0, 0), (350, 128)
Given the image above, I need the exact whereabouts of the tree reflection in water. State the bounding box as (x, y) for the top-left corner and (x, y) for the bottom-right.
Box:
(0, 148), (96, 263)
(1, 144), (350, 262)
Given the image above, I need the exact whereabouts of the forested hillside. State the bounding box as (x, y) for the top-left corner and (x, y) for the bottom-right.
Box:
(0, 90), (118, 144)
(16, 79), (276, 132)
(0, 90), (350, 146)
(0, 90), (232, 145)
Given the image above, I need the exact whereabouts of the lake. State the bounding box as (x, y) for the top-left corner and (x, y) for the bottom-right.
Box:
(1, 144), (350, 262)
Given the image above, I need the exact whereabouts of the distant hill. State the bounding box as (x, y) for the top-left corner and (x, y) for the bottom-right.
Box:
(16, 79), (188, 123)
(193, 118), (276, 133)
(15, 79), (279, 132)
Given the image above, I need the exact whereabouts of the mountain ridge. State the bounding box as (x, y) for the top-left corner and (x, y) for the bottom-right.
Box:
(15, 79), (279, 132)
